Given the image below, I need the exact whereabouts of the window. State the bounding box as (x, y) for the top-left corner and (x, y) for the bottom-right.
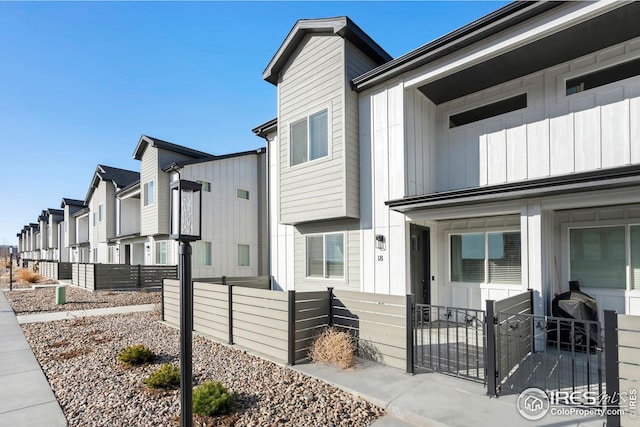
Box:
(237, 244), (250, 267)
(93, 212), (98, 226)
(449, 94), (527, 128)
(566, 57), (640, 96)
(99, 204), (105, 222)
(197, 180), (211, 192)
(632, 226), (640, 290)
(450, 231), (521, 284)
(144, 181), (155, 206)
(195, 241), (212, 266)
(570, 227), (626, 289)
(155, 241), (167, 265)
(237, 189), (249, 200)
(291, 109), (329, 165)
(108, 246), (114, 263)
(306, 233), (344, 279)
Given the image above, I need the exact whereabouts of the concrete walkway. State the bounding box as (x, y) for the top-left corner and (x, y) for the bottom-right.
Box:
(16, 303), (156, 324)
(293, 360), (607, 427)
(0, 290), (67, 427)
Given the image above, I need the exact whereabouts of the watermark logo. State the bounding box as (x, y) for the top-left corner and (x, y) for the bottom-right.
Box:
(517, 388), (550, 420)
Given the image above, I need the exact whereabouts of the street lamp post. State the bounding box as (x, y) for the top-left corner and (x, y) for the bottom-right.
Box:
(170, 179), (202, 427)
(9, 246), (13, 291)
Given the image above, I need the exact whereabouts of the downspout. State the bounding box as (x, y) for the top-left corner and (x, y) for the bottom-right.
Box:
(258, 137), (272, 289)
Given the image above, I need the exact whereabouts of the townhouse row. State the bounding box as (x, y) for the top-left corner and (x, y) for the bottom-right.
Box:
(15, 1), (640, 317)
(17, 135), (267, 279)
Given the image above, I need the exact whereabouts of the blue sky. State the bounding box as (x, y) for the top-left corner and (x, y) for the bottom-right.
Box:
(0, 1), (507, 245)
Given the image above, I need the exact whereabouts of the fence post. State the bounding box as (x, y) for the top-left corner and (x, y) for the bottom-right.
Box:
(406, 294), (414, 374)
(485, 299), (498, 397)
(137, 264), (141, 288)
(604, 310), (620, 427)
(161, 279), (165, 321)
(288, 290), (296, 366)
(225, 277), (233, 345)
(327, 287), (334, 327)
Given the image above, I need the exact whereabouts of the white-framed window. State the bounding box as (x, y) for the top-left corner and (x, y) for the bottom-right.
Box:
(195, 241), (212, 266)
(92, 248), (98, 262)
(565, 56), (640, 96)
(196, 180), (211, 192)
(93, 212), (98, 227)
(291, 108), (329, 166)
(237, 189), (249, 200)
(144, 180), (155, 206)
(99, 204), (105, 222)
(237, 244), (250, 267)
(450, 231), (521, 284)
(569, 226), (626, 289)
(155, 241), (167, 265)
(108, 246), (115, 263)
(306, 232), (344, 279)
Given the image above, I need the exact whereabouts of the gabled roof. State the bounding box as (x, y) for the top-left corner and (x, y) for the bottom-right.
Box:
(85, 164), (140, 203)
(133, 134), (212, 161)
(163, 148), (266, 172)
(115, 180), (141, 198)
(46, 208), (64, 220)
(263, 16), (391, 85)
(60, 198), (85, 208)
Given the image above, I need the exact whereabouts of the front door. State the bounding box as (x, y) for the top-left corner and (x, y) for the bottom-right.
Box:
(124, 245), (131, 265)
(410, 224), (431, 305)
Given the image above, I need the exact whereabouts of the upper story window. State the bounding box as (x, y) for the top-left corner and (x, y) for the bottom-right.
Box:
(93, 212), (98, 227)
(144, 180), (155, 206)
(291, 109), (328, 166)
(98, 204), (105, 222)
(449, 94), (527, 129)
(237, 189), (249, 200)
(566, 57), (640, 96)
(197, 180), (211, 192)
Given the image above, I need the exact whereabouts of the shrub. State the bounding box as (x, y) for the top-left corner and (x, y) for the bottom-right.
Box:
(144, 363), (180, 389)
(308, 326), (356, 369)
(192, 381), (235, 416)
(16, 269), (42, 283)
(117, 344), (156, 366)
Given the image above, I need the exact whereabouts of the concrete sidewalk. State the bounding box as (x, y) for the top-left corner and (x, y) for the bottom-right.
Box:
(16, 303), (156, 324)
(293, 360), (606, 427)
(0, 290), (67, 427)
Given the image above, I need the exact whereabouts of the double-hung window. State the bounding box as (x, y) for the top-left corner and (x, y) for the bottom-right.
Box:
(306, 233), (344, 279)
(194, 241), (212, 266)
(98, 204), (105, 222)
(155, 241), (167, 265)
(291, 109), (328, 166)
(569, 226), (626, 289)
(450, 231), (521, 284)
(237, 244), (250, 267)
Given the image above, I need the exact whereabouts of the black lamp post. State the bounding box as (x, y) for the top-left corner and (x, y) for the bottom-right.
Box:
(8, 246), (13, 291)
(170, 179), (202, 427)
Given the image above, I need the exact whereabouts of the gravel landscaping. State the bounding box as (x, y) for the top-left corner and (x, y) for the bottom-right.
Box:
(21, 311), (385, 426)
(5, 285), (160, 314)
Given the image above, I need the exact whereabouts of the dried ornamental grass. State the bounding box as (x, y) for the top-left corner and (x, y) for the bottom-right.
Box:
(308, 326), (356, 369)
(16, 269), (42, 283)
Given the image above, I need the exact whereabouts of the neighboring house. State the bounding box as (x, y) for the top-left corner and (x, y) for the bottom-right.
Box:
(164, 148), (268, 278)
(70, 206), (90, 263)
(132, 135), (213, 268)
(37, 210), (48, 260)
(84, 164), (140, 263)
(112, 180), (144, 265)
(61, 198), (87, 263)
(46, 208), (65, 261)
(256, 2), (640, 317)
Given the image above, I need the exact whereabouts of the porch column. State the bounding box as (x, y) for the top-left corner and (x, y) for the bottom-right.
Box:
(521, 201), (545, 317)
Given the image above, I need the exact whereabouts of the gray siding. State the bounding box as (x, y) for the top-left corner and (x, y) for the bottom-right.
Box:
(140, 147), (159, 236)
(278, 34), (350, 224)
(293, 219), (360, 291)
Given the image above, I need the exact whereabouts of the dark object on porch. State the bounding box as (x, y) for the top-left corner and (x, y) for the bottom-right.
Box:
(548, 281), (599, 352)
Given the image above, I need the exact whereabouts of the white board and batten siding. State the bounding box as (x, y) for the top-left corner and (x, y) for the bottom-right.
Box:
(427, 37), (640, 194)
(278, 34), (357, 224)
(179, 153), (263, 278)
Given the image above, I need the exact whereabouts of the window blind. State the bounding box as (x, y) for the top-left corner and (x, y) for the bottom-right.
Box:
(488, 232), (521, 284)
(309, 109), (328, 160)
(570, 227), (625, 289)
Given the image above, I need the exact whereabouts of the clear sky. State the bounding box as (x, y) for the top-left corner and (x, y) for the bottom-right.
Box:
(0, 1), (507, 246)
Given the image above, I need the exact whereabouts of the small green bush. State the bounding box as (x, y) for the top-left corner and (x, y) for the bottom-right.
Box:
(144, 363), (180, 389)
(117, 344), (156, 366)
(193, 381), (235, 416)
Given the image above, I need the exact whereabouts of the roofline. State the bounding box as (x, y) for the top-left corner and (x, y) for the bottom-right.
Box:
(352, 1), (562, 92)
(133, 134), (212, 161)
(386, 165), (640, 213)
(163, 147), (266, 173)
(116, 180), (141, 197)
(252, 118), (278, 138)
(72, 207), (90, 217)
(60, 198), (85, 208)
(263, 16), (392, 85)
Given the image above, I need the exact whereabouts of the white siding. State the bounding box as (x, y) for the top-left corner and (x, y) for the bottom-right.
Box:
(432, 38), (640, 193)
(140, 148), (159, 236)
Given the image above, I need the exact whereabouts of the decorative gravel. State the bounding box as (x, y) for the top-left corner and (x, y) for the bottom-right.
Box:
(4, 286), (160, 314)
(22, 312), (384, 426)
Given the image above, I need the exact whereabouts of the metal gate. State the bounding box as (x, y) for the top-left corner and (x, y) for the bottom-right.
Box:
(494, 311), (604, 398)
(414, 304), (486, 382)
